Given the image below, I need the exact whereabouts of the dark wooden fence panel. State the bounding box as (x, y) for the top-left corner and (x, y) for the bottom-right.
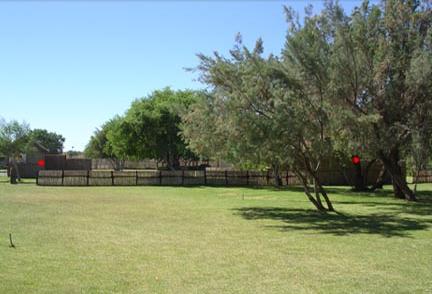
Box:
(45, 155), (67, 170)
(414, 170), (432, 183)
(160, 170), (183, 186)
(183, 170), (205, 185)
(206, 171), (227, 186)
(89, 171), (112, 186)
(113, 171), (136, 186)
(37, 166), (392, 187)
(63, 170), (88, 186)
(37, 170), (63, 186)
(65, 159), (92, 171)
(17, 163), (42, 179)
(136, 170), (161, 186)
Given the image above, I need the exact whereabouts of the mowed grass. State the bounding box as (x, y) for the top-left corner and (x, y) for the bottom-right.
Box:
(1, 178), (432, 293)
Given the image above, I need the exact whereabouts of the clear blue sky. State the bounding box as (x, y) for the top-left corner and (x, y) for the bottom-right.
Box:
(0, 0), (371, 151)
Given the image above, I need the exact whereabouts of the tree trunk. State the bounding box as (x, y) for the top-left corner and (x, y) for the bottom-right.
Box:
(10, 158), (21, 181)
(340, 167), (354, 187)
(370, 164), (386, 191)
(319, 185), (335, 212)
(313, 178), (324, 208)
(362, 160), (376, 187)
(311, 173), (335, 212)
(295, 170), (326, 211)
(353, 162), (366, 191)
(272, 164), (282, 187)
(303, 159), (335, 212)
(351, 160), (376, 192)
(294, 168), (335, 212)
(10, 165), (17, 184)
(115, 159), (125, 171)
(110, 159), (120, 171)
(166, 152), (180, 171)
(413, 169), (420, 196)
(379, 150), (416, 201)
(391, 171), (415, 200)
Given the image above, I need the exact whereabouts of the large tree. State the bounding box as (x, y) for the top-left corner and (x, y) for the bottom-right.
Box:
(183, 34), (336, 212)
(107, 88), (201, 170)
(283, 3), (382, 193)
(329, 0), (432, 200)
(84, 116), (126, 170)
(27, 129), (65, 154)
(0, 118), (31, 180)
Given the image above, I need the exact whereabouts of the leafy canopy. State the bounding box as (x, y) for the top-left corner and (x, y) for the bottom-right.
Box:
(87, 88), (203, 169)
(0, 118), (31, 158)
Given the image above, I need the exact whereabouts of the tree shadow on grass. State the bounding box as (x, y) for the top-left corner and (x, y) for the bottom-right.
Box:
(332, 189), (432, 216)
(325, 186), (396, 198)
(189, 184), (432, 199)
(233, 207), (432, 237)
(333, 200), (432, 216)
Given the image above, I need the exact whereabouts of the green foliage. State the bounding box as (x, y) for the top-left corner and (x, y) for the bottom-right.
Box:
(84, 116), (125, 170)
(120, 88), (201, 169)
(180, 92), (227, 162)
(182, 39), (293, 170)
(183, 0), (432, 203)
(329, 0), (432, 199)
(85, 116), (122, 159)
(27, 129), (65, 154)
(88, 88), (203, 169)
(183, 29), (337, 210)
(0, 118), (31, 158)
(330, 0), (430, 153)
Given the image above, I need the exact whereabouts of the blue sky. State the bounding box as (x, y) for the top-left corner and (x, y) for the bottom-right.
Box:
(0, 0), (371, 151)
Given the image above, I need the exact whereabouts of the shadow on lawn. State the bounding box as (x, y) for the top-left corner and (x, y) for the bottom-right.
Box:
(192, 184), (432, 199)
(242, 185), (432, 199)
(233, 207), (432, 237)
(330, 189), (432, 216)
(333, 199), (432, 216)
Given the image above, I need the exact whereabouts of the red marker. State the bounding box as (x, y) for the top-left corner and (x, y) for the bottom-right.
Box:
(351, 155), (361, 165)
(37, 159), (45, 168)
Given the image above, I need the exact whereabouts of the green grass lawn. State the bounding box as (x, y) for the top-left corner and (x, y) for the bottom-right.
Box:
(1, 178), (431, 293)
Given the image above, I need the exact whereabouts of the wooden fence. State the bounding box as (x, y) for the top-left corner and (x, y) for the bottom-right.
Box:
(36, 166), (391, 187)
(16, 163), (42, 178)
(91, 159), (158, 170)
(414, 170), (432, 183)
(91, 159), (211, 170)
(37, 170), (302, 186)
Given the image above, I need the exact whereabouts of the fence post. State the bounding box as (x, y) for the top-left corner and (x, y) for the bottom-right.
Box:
(204, 169), (207, 185)
(86, 170), (89, 186)
(62, 170), (64, 186)
(182, 170), (185, 186)
(266, 170), (269, 185)
(111, 171), (114, 186)
(246, 170), (249, 186)
(286, 170), (289, 186)
(136, 170), (138, 186)
(159, 170), (162, 185)
(225, 170), (228, 185)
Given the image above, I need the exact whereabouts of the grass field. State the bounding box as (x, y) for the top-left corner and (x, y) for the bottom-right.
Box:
(1, 178), (431, 293)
